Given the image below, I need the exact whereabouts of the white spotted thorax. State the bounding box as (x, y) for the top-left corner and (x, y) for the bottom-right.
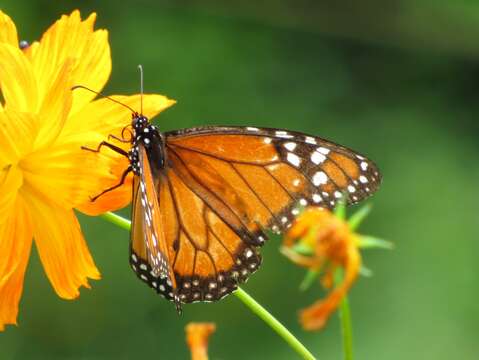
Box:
(128, 114), (162, 176)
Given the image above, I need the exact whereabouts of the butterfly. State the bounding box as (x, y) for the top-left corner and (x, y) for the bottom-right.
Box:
(81, 91), (381, 312)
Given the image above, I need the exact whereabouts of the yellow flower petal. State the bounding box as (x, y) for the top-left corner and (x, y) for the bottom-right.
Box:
(0, 44), (38, 112)
(0, 110), (37, 166)
(0, 11), (18, 47)
(21, 131), (117, 209)
(0, 197), (33, 331)
(29, 10), (111, 115)
(284, 208), (362, 331)
(77, 155), (133, 215)
(63, 94), (176, 137)
(185, 322), (216, 360)
(27, 194), (100, 299)
(299, 245), (360, 331)
(33, 59), (73, 149)
(0, 165), (23, 227)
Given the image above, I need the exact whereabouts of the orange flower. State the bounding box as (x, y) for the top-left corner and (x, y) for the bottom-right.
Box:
(0, 10), (174, 330)
(283, 207), (361, 331)
(185, 322), (216, 360)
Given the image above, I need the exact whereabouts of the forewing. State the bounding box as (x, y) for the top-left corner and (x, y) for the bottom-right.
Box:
(129, 146), (177, 301)
(165, 126), (381, 234)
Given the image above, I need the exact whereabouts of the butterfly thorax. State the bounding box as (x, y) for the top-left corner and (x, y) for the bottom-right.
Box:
(129, 114), (166, 177)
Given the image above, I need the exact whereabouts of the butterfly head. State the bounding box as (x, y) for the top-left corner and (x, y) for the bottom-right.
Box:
(132, 112), (149, 133)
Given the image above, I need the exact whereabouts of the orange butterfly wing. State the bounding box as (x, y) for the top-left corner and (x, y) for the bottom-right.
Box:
(165, 126), (381, 232)
(158, 166), (261, 303)
(129, 126), (381, 305)
(129, 146), (178, 302)
(152, 126), (381, 303)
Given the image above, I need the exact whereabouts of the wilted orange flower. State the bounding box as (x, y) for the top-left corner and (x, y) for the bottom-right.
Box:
(0, 10), (174, 330)
(185, 322), (216, 360)
(283, 207), (361, 331)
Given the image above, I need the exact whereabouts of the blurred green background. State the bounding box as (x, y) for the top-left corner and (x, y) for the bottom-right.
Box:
(1, 1), (478, 359)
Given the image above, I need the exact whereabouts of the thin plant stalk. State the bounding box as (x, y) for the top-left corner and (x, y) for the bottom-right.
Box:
(335, 269), (353, 360)
(100, 211), (316, 360)
(234, 288), (316, 360)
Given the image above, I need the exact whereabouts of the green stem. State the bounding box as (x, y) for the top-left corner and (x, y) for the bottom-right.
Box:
(339, 295), (353, 360)
(234, 287), (316, 360)
(100, 211), (316, 360)
(101, 211), (131, 231)
(335, 270), (353, 360)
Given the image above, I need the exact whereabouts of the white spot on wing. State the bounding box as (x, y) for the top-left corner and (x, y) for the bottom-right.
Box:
(312, 193), (322, 203)
(287, 152), (301, 167)
(151, 233), (158, 246)
(360, 161), (368, 171)
(317, 147), (330, 155)
(276, 131), (294, 139)
(305, 136), (316, 145)
(284, 142), (297, 151)
(311, 151), (326, 165)
(359, 175), (368, 184)
(313, 171), (328, 186)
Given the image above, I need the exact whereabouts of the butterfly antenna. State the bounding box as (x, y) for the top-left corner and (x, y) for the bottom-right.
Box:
(138, 64), (144, 115)
(71, 85), (137, 114)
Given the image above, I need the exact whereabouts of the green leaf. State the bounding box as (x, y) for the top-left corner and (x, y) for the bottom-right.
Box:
(359, 264), (373, 277)
(348, 204), (372, 231)
(299, 268), (321, 291)
(358, 235), (394, 250)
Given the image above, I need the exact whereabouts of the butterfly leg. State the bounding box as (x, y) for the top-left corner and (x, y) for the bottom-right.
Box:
(90, 166), (133, 201)
(81, 141), (129, 157)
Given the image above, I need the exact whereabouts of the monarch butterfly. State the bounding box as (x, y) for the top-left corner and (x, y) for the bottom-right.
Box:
(79, 80), (381, 312)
